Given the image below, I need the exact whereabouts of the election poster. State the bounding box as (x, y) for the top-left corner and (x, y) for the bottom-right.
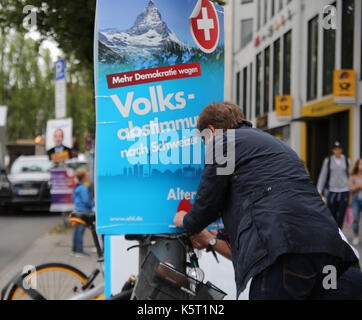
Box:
(95, 0), (224, 235)
(46, 118), (73, 163)
(49, 168), (76, 212)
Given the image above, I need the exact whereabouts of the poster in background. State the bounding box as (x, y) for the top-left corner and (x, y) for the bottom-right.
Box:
(46, 118), (73, 151)
(49, 167), (75, 212)
(95, 0), (225, 235)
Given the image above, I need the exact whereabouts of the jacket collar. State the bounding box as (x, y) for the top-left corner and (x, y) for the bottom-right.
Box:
(234, 121), (253, 129)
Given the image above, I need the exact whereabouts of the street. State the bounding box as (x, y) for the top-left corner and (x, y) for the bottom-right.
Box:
(0, 211), (62, 273)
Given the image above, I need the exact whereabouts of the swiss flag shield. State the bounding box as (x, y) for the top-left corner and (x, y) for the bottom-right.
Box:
(190, 0), (220, 54)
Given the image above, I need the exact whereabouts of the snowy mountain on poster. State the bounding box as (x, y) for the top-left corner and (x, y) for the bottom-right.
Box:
(98, 0), (189, 64)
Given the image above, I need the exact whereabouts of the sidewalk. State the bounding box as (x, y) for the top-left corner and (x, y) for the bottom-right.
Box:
(0, 219), (361, 300)
(0, 224), (103, 295)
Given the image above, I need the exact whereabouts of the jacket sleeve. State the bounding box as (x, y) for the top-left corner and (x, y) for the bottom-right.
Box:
(317, 158), (328, 193)
(183, 136), (232, 235)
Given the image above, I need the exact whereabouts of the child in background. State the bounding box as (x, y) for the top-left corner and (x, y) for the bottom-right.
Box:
(72, 168), (94, 257)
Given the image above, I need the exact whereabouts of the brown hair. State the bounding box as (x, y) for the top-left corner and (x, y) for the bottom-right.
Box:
(197, 102), (245, 132)
(75, 168), (88, 183)
(351, 159), (362, 175)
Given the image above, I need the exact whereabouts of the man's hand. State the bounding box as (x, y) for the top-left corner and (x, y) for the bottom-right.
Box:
(190, 229), (232, 260)
(190, 229), (216, 250)
(174, 210), (188, 228)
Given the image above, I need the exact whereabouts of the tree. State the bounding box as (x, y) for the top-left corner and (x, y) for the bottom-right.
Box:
(0, 0), (226, 72)
(0, 31), (94, 152)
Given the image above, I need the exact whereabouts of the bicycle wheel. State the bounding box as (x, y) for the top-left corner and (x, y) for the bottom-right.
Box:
(6, 263), (89, 300)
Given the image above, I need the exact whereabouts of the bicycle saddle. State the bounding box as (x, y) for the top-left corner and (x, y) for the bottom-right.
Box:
(69, 211), (95, 227)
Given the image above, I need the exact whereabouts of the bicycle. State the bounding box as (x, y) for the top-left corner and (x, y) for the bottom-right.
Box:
(1, 211), (109, 300)
(1, 212), (226, 300)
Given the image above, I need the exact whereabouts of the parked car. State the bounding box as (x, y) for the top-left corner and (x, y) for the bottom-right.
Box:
(7, 155), (52, 212)
(6, 155), (89, 212)
(0, 168), (12, 213)
(63, 157), (88, 171)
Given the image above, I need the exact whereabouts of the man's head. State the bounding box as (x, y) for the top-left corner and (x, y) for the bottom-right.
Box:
(332, 141), (343, 158)
(53, 129), (64, 148)
(197, 102), (245, 143)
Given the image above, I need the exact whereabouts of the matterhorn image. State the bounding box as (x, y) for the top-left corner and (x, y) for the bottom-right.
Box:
(98, 0), (223, 69)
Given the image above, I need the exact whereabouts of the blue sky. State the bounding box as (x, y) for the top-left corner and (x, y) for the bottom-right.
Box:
(97, 0), (224, 46)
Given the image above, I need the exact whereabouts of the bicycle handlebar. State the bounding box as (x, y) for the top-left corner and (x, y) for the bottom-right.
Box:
(125, 233), (189, 242)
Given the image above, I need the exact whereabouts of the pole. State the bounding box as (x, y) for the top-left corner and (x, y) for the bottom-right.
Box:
(138, 237), (186, 273)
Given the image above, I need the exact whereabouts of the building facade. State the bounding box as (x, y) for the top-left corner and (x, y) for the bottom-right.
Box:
(230, 0), (362, 183)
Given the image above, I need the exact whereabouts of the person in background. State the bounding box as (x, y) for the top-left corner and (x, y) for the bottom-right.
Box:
(84, 132), (94, 152)
(349, 159), (362, 246)
(72, 168), (94, 257)
(71, 136), (79, 159)
(317, 141), (351, 229)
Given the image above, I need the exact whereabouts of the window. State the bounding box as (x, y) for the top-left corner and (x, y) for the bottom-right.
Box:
(323, 3), (336, 95)
(283, 30), (292, 95)
(271, 0), (275, 17)
(341, 0), (354, 69)
(236, 72), (241, 106)
(264, 46), (270, 114)
(11, 159), (53, 174)
(241, 18), (253, 49)
(279, 0), (283, 11)
(264, 0), (268, 24)
(256, 53), (262, 117)
(273, 39), (281, 110)
(241, 0), (253, 3)
(307, 16), (318, 100)
(242, 67), (248, 116)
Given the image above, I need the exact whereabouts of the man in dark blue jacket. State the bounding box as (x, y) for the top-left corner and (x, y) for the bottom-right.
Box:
(174, 102), (360, 300)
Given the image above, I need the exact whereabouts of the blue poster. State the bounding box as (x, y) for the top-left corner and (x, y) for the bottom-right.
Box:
(95, 0), (224, 235)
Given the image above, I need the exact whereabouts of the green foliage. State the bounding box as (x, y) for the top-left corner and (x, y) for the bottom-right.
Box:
(211, 0), (227, 5)
(0, 31), (94, 152)
(0, 0), (225, 70)
(0, 0), (96, 70)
